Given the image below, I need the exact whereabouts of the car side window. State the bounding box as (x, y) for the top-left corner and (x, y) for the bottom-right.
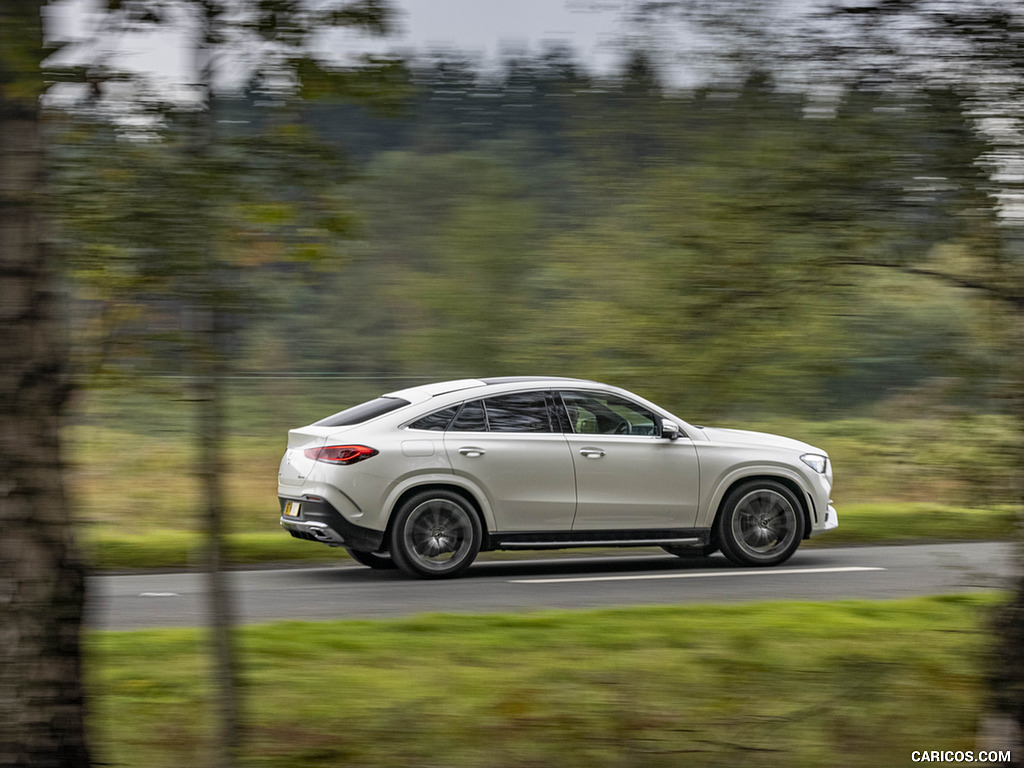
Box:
(483, 391), (554, 433)
(558, 391), (658, 436)
(449, 399), (487, 432)
(407, 405), (460, 431)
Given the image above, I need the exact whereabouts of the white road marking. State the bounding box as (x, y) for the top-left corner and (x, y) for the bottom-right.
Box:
(509, 565), (886, 585)
(139, 592), (181, 597)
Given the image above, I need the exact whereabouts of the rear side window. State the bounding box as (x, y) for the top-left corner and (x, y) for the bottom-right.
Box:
(449, 400), (487, 432)
(407, 405), (460, 431)
(484, 392), (553, 433)
(313, 397), (410, 427)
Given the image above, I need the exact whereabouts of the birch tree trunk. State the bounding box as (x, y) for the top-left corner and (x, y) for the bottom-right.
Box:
(0, 4), (91, 764)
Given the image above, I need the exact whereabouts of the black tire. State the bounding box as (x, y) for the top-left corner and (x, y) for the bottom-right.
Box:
(662, 543), (718, 559)
(388, 490), (482, 579)
(344, 547), (397, 570)
(715, 480), (805, 567)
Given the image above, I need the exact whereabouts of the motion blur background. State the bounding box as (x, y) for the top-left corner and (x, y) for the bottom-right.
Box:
(50, 0), (1023, 541)
(13, 2), (1024, 766)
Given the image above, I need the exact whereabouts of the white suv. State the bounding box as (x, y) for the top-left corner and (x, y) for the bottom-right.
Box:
(278, 377), (838, 578)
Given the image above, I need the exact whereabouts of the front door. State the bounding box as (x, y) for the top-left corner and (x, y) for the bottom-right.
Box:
(557, 390), (700, 530)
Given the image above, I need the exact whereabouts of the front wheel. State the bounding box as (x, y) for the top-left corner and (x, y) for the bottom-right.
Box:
(389, 490), (482, 579)
(715, 480), (804, 567)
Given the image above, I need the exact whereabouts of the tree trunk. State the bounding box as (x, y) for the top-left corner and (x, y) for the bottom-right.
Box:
(987, 319), (1024, 766)
(192, 306), (242, 768)
(0, 56), (91, 768)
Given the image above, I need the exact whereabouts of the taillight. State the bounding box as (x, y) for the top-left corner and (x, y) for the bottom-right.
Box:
(304, 445), (378, 465)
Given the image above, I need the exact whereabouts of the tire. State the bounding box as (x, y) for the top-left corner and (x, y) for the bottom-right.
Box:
(388, 490), (482, 579)
(715, 480), (805, 567)
(662, 543), (718, 559)
(344, 547), (396, 570)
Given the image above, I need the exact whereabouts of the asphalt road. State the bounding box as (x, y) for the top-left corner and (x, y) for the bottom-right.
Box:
(86, 542), (1018, 630)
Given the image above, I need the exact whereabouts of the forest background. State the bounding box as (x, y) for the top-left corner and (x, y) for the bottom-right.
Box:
(60, 45), (1021, 560)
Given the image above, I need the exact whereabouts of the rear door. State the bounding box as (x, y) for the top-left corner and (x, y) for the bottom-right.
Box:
(443, 391), (576, 531)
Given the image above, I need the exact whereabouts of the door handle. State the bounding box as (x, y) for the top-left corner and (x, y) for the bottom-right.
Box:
(459, 447), (486, 458)
(580, 448), (605, 459)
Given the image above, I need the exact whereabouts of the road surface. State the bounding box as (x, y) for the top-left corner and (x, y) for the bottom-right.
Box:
(86, 542), (1017, 630)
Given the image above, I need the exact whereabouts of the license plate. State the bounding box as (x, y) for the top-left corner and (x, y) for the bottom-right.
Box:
(283, 501), (300, 517)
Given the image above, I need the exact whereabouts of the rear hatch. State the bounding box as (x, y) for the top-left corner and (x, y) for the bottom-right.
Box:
(278, 426), (350, 488)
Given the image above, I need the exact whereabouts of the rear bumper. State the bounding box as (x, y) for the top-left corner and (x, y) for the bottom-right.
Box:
(279, 496), (385, 552)
(280, 517), (347, 546)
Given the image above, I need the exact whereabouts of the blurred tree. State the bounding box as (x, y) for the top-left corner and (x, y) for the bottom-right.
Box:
(0, 2), (91, 766)
(52, 2), (407, 766)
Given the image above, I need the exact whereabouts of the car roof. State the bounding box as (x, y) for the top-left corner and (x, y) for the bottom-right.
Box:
(384, 376), (596, 404)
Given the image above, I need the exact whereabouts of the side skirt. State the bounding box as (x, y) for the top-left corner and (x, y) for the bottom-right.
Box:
(485, 528), (710, 552)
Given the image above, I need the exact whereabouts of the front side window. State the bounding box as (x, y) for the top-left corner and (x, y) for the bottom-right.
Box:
(558, 391), (658, 436)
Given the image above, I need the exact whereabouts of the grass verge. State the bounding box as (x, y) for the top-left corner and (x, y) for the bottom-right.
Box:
(88, 595), (998, 768)
(81, 503), (1015, 571)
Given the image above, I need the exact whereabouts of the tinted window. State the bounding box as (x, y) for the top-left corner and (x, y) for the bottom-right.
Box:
(449, 400), (487, 432)
(407, 405), (459, 431)
(559, 391), (657, 436)
(313, 397), (410, 427)
(484, 392), (553, 433)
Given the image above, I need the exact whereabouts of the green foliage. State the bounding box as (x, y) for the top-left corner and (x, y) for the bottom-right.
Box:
(285, 76), (1009, 418)
(0, 0), (46, 108)
(87, 597), (995, 767)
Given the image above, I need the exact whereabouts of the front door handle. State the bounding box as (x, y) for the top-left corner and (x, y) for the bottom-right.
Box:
(580, 448), (605, 459)
(459, 447), (486, 458)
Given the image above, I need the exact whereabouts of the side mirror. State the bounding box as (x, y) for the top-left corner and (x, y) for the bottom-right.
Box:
(661, 420), (681, 441)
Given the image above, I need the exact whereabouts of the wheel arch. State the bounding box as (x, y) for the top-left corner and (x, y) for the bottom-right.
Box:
(708, 472), (813, 542)
(384, 482), (491, 544)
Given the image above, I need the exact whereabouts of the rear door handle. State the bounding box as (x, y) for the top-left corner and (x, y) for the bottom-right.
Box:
(580, 448), (605, 459)
(459, 447), (486, 458)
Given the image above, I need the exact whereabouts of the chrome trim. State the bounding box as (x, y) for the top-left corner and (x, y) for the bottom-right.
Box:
(280, 517), (346, 546)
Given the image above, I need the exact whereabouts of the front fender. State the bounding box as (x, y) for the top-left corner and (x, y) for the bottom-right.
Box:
(699, 463), (815, 530)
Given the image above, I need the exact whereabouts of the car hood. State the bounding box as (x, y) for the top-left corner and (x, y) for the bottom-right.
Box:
(698, 426), (823, 455)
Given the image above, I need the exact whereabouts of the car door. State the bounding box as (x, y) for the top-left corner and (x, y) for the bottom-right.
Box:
(443, 390), (577, 532)
(557, 389), (700, 531)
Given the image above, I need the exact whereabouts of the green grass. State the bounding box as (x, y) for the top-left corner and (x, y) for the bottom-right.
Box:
(806, 502), (1016, 546)
(88, 595), (999, 768)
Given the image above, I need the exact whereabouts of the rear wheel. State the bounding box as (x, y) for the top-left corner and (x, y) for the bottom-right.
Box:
(389, 490), (482, 579)
(344, 547), (396, 570)
(715, 480), (804, 567)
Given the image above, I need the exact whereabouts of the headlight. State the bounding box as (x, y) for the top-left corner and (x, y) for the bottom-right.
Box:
(800, 454), (828, 474)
